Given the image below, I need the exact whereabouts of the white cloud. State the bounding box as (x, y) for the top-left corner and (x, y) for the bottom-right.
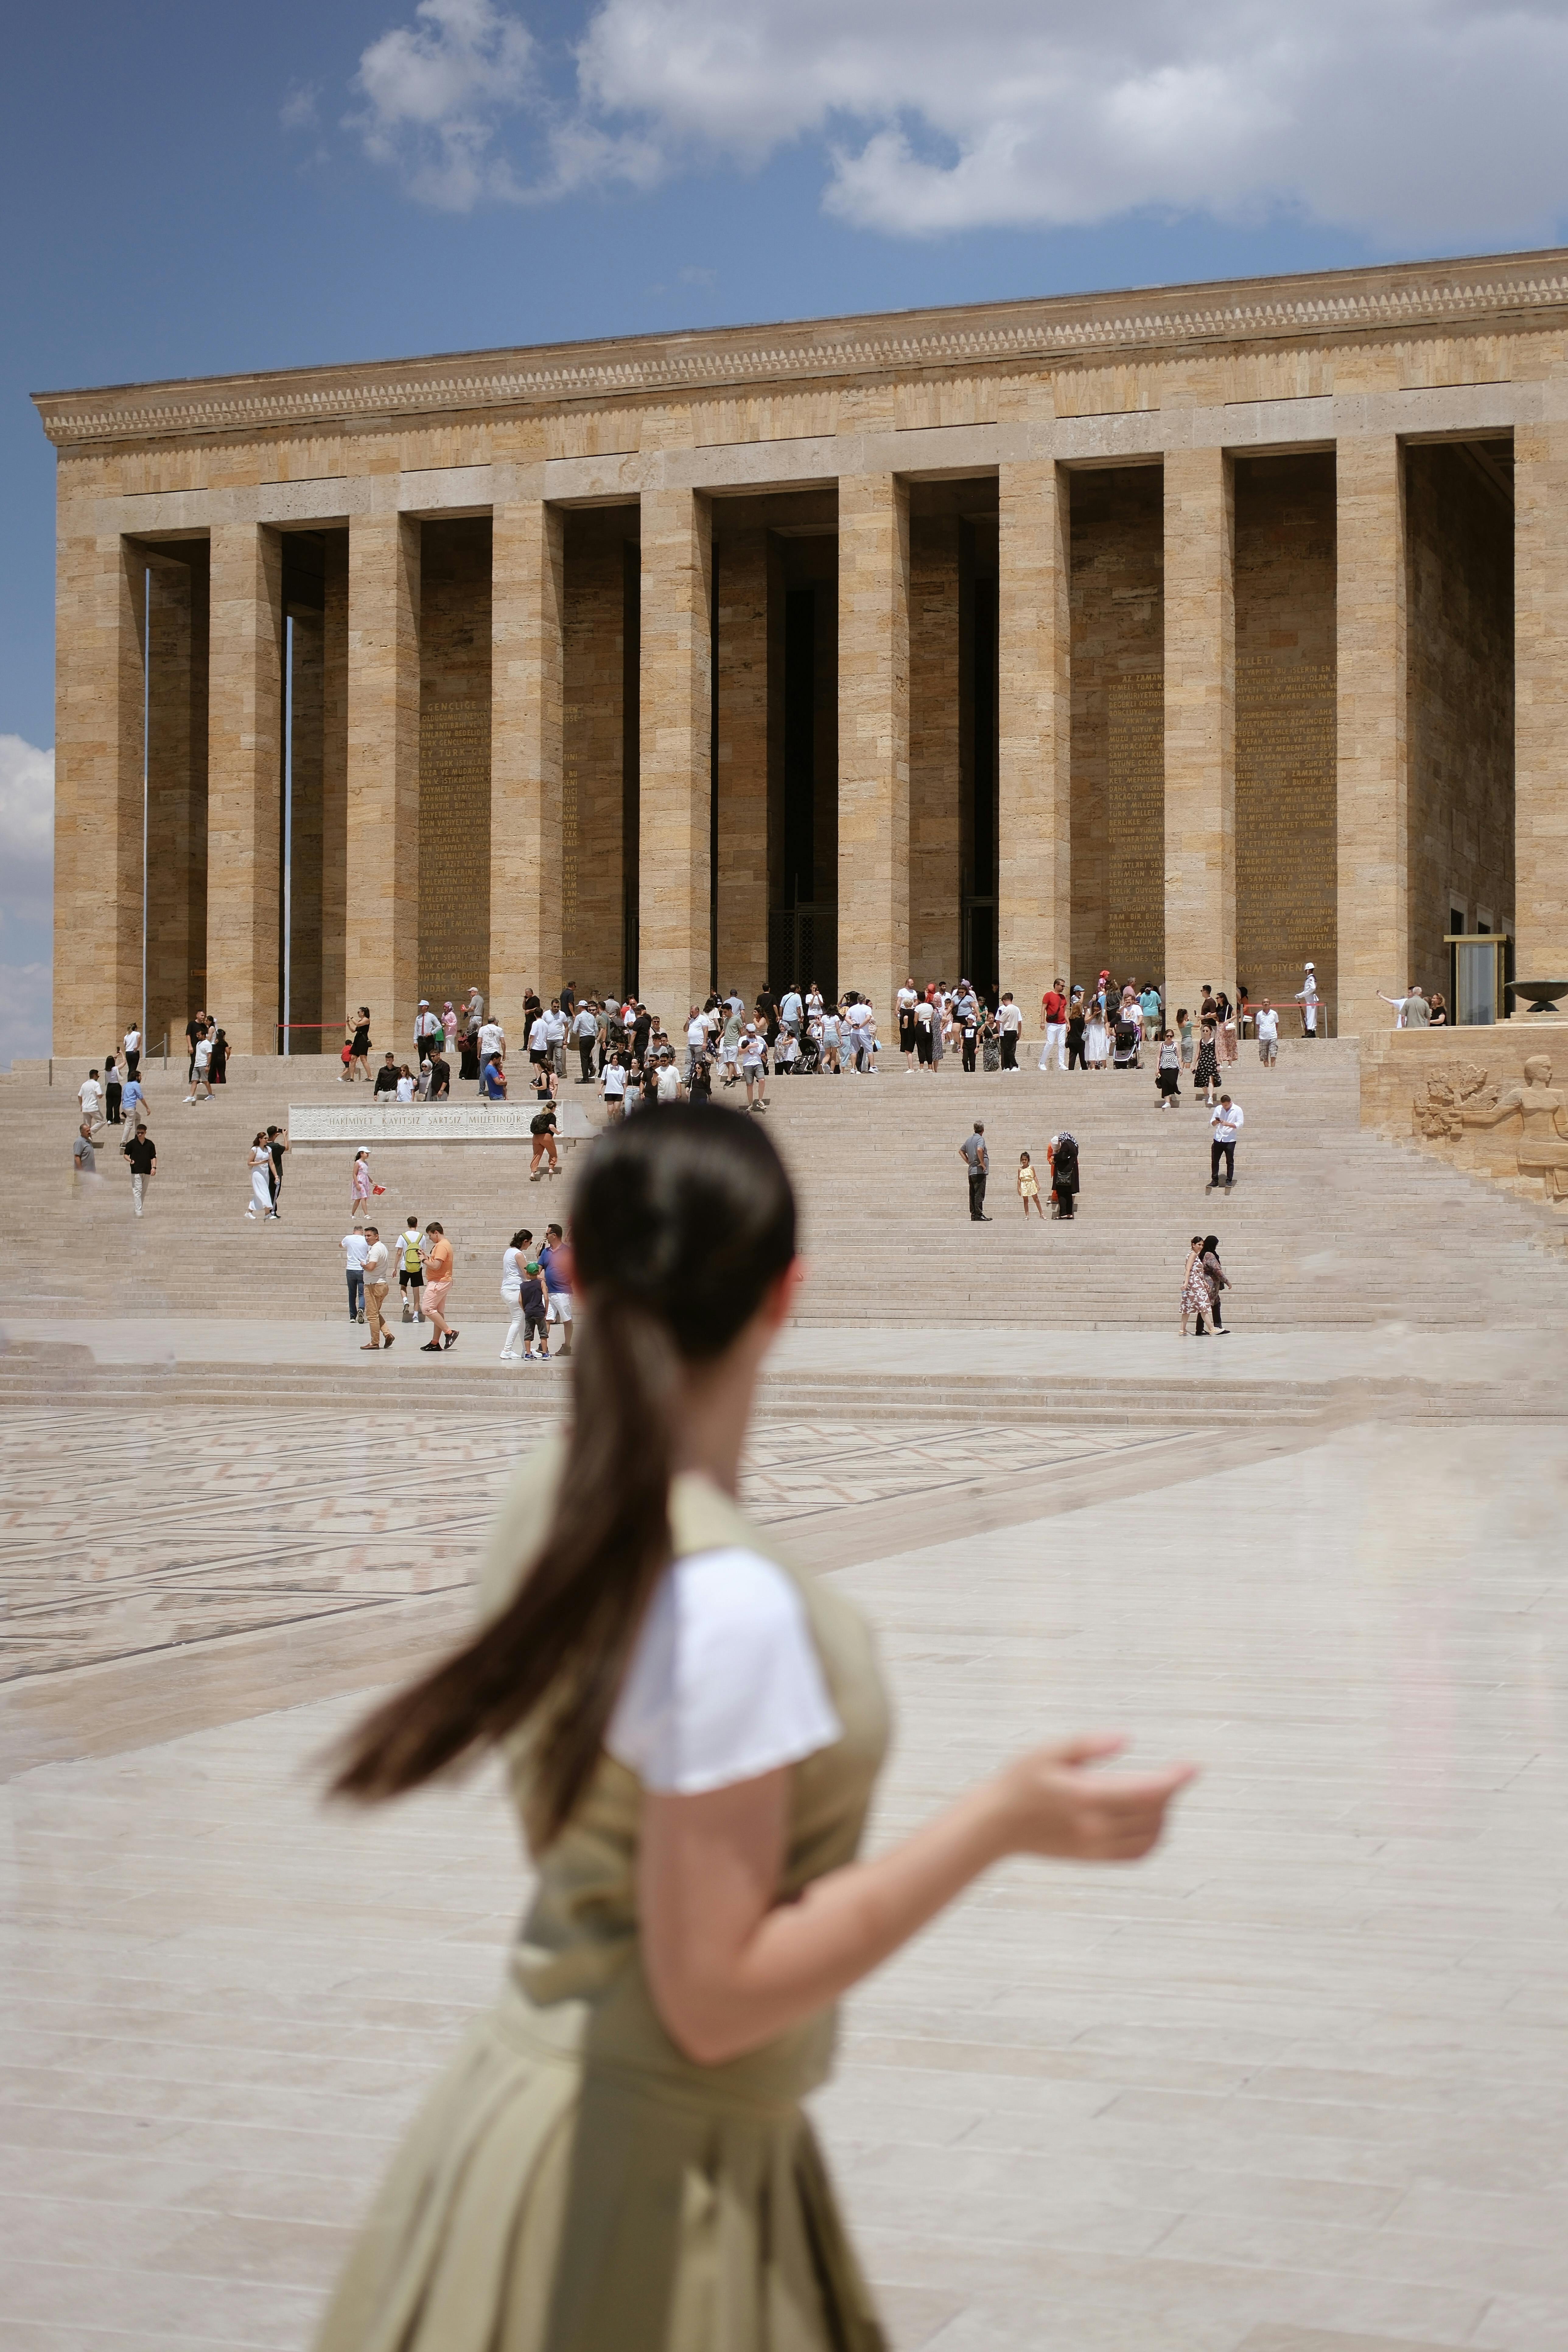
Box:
(0, 736), (53, 863)
(349, 0), (539, 209)
(345, 0), (1568, 246)
(280, 82), (321, 133)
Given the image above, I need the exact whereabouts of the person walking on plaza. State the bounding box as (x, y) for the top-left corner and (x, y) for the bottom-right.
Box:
(499, 1227), (533, 1360)
(342, 1226), (370, 1324)
(78, 1068), (103, 1132)
(1216, 991), (1239, 1065)
(960, 1120), (990, 1219)
(572, 999), (599, 1083)
(103, 1053), (122, 1126)
(959, 997), (980, 1072)
(345, 1007), (372, 1082)
(319, 1107), (1193, 2352)
(1156, 1029), (1181, 1108)
(1255, 1001), (1279, 1068)
(1017, 1150), (1045, 1220)
(245, 1133), (273, 1220)
(185, 1011), (206, 1084)
(898, 978), (918, 1069)
(415, 999), (443, 1067)
(1039, 978), (1068, 1071)
(1180, 1235), (1213, 1336)
(1208, 1094), (1244, 1190)
(121, 1066), (149, 1130)
(602, 1049), (627, 1118)
(541, 1222), (573, 1360)
(996, 992), (1022, 1072)
(427, 1046), (451, 1099)
(185, 1029), (213, 1102)
(399, 1218), (425, 1323)
(419, 1223), (458, 1352)
(1195, 1009), (1221, 1105)
(442, 1000), (458, 1058)
(740, 1021), (768, 1112)
(1048, 1129), (1079, 1220)
(1201, 1235), (1232, 1333)
(1065, 994), (1087, 1070)
(529, 1099), (560, 1179)
(73, 1120), (97, 1182)
(1085, 999), (1110, 1071)
(122, 1024), (141, 1083)
(208, 1025), (229, 1085)
(516, 1249), (550, 1361)
(362, 1227), (393, 1350)
(122, 1123), (156, 1216)
(266, 1125), (289, 1217)
(350, 1150), (374, 1218)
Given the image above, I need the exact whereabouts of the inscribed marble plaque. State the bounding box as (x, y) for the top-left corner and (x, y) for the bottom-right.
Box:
(419, 695), (490, 1003)
(1107, 670), (1164, 979)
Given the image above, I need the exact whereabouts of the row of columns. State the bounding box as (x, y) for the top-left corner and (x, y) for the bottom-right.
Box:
(58, 428), (1568, 1056)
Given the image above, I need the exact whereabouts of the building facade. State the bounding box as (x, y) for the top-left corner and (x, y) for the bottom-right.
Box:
(34, 247), (1568, 1055)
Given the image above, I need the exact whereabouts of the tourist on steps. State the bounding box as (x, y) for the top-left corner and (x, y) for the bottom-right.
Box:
(341, 1227), (369, 1323)
(419, 1223), (458, 1353)
(1018, 1151), (1045, 1220)
(1255, 1002), (1279, 1067)
(1156, 1030), (1181, 1108)
(244, 1135), (274, 1221)
(960, 1120), (990, 1219)
(319, 1105), (1194, 2352)
(1180, 1235), (1211, 1336)
(361, 1228), (392, 1350)
(1048, 1130), (1079, 1219)
(1201, 1236), (1232, 1333)
(1208, 1095), (1244, 1190)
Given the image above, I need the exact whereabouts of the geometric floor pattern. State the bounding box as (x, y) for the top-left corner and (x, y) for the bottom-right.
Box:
(2, 1407), (1159, 1680)
(5, 1416), (1566, 2349)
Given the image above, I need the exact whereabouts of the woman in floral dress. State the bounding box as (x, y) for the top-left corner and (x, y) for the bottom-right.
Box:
(1181, 1235), (1213, 1335)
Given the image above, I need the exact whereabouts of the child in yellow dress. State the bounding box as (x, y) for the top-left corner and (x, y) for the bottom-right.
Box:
(1018, 1151), (1045, 1219)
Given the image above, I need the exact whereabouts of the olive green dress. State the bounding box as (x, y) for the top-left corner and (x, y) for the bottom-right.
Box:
(314, 1440), (892, 2352)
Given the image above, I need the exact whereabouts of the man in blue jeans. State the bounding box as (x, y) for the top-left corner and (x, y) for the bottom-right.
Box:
(341, 1227), (370, 1322)
(1208, 1094), (1244, 1189)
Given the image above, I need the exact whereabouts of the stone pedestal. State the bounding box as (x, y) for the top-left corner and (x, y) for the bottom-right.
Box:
(639, 488), (713, 1026)
(492, 499), (564, 1020)
(346, 513), (421, 1057)
(998, 460), (1070, 1028)
(1164, 447), (1235, 1018)
(207, 523), (283, 1056)
(1337, 438), (1409, 1039)
(838, 472), (911, 1019)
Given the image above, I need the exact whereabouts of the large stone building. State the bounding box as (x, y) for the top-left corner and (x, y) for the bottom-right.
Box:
(34, 247), (1568, 1056)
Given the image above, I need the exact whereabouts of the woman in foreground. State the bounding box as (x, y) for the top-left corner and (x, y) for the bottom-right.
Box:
(319, 1106), (1194, 2352)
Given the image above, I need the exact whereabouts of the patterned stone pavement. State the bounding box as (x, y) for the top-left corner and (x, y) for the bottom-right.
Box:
(4, 1407), (1567, 2350)
(1, 1406), (1155, 1681)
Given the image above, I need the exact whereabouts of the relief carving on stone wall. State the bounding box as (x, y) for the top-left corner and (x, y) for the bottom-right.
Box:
(1412, 1063), (1496, 1140)
(1456, 1055), (1568, 1200)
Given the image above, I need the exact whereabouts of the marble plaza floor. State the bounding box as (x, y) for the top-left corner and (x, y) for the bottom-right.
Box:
(3, 1335), (1568, 2350)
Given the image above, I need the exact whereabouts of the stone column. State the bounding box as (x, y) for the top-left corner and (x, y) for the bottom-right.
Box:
(52, 525), (146, 1054)
(1514, 422), (1568, 978)
(144, 546), (208, 1053)
(838, 473), (911, 1016)
(909, 514), (962, 983)
(492, 498), (563, 1014)
(639, 487), (713, 1026)
(1163, 447), (1235, 1016)
(207, 522), (284, 1055)
(319, 535), (349, 1041)
(715, 526), (770, 1003)
(346, 512), (420, 1055)
(998, 461), (1070, 1028)
(1336, 437), (1408, 1036)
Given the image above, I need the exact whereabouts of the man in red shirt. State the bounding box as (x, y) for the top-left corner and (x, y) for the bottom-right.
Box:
(1039, 978), (1068, 1072)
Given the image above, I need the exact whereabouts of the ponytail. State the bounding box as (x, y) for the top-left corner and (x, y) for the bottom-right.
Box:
(329, 1105), (796, 1843)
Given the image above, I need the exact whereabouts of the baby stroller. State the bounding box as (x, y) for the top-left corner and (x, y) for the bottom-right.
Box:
(1112, 1018), (1140, 1070)
(794, 1031), (822, 1076)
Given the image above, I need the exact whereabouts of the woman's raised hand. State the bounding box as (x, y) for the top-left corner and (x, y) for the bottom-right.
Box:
(991, 1734), (1197, 1862)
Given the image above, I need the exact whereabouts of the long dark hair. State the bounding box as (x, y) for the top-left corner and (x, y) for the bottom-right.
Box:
(330, 1105), (796, 1841)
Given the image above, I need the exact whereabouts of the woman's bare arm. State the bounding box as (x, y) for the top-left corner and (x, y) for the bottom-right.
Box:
(638, 1737), (1196, 2067)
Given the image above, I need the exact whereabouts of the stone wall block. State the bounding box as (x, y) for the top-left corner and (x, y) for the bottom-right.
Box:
(715, 526), (770, 1001)
(492, 499), (563, 1016)
(639, 487), (712, 1026)
(346, 512), (421, 1052)
(1164, 447), (1235, 1015)
(1336, 437), (1409, 1036)
(909, 514), (962, 983)
(998, 460), (1069, 1024)
(207, 521), (284, 1055)
(1515, 420), (1568, 979)
(838, 472), (910, 1017)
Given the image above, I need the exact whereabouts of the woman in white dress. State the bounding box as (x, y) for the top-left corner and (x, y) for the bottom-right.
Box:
(245, 1133), (273, 1220)
(1085, 1006), (1110, 1069)
(499, 1227), (530, 1360)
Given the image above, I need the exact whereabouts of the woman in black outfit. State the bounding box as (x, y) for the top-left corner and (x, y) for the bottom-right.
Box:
(1066, 1001), (1087, 1070)
(208, 1027), (229, 1085)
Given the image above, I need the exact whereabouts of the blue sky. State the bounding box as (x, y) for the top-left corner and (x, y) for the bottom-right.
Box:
(7, 0), (1568, 1036)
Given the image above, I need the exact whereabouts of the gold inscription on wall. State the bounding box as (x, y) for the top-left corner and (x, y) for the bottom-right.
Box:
(1107, 671), (1164, 978)
(419, 696), (490, 999)
(1236, 659), (1334, 1005)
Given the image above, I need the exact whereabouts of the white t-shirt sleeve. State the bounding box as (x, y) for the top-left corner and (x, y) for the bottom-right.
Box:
(607, 1547), (842, 1795)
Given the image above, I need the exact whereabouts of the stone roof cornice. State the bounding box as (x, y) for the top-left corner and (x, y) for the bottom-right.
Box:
(33, 246), (1568, 451)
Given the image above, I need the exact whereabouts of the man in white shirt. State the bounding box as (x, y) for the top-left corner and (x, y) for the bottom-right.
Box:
(415, 1000), (443, 1063)
(479, 1017), (504, 1063)
(779, 987), (803, 1039)
(341, 1228), (371, 1324)
(1296, 963), (1319, 1038)
(360, 1227), (392, 1349)
(572, 1001), (600, 1082)
(1255, 1002), (1279, 1066)
(1209, 1094), (1244, 1189)
(78, 1070), (103, 1130)
(122, 1025), (142, 1080)
(1378, 984), (1431, 1029)
(185, 1033), (213, 1101)
(996, 992), (1023, 1072)
(685, 1008), (710, 1081)
(543, 999), (569, 1077)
